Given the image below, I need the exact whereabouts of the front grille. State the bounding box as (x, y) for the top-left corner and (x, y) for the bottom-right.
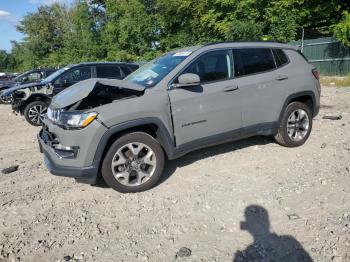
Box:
(40, 125), (59, 147)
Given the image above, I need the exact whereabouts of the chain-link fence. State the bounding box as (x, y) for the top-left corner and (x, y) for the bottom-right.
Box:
(290, 30), (350, 76)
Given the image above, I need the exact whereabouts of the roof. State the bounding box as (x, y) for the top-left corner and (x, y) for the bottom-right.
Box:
(168, 41), (297, 57)
(68, 62), (139, 67)
(201, 41), (297, 50)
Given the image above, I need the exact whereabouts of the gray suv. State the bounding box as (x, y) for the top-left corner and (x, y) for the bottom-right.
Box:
(38, 42), (321, 193)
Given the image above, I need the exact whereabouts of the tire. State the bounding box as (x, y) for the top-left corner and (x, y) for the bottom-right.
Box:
(101, 132), (165, 193)
(275, 102), (312, 147)
(24, 100), (48, 126)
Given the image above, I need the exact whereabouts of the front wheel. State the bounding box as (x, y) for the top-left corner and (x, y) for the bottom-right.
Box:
(275, 102), (313, 147)
(101, 132), (165, 193)
(24, 101), (48, 126)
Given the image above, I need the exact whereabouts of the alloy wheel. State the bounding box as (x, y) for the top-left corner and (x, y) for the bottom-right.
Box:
(28, 105), (47, 125)
(111, 142), (157, 187)
(287, 109), (310, 142)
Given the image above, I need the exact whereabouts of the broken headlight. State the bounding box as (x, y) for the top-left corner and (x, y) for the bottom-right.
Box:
(48, 107), (98, 129)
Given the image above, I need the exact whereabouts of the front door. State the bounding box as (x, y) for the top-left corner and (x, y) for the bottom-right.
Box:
(168, 50), (242, 146)
(52, 66), (92, 95)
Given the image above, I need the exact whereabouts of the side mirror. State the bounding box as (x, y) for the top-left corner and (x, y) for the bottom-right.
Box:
(172, 73), (200, 88)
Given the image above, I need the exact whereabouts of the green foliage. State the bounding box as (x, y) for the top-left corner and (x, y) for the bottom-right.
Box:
(333, 11), (350, 47)
(0, 50), (9, 71)
(226, 20), (264, 41)
(5, 0), (350, 72)
(61, 0), (103, 64)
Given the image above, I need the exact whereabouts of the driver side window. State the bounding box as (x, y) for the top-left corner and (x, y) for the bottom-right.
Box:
(27, 72), (42, 81)
(59, 67), (91, 84)
(182, 50), (232, 83)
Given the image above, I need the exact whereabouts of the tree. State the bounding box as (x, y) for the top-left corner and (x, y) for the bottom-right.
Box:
(333, 11), (350, 47)
(0, 50), (9, 71)
(4, 0), (350, 71)
(103, 0), (156, 61)
(61, 0), (104, 64)
(17, 4), (68, 68)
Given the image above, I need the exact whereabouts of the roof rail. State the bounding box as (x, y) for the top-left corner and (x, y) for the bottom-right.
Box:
(203, 40), (285, 46)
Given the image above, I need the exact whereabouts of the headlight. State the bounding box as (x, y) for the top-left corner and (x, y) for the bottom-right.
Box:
(48, 108), (98, 129)
(60, 112), (98, 128)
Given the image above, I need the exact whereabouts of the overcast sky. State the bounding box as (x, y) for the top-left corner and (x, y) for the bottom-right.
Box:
(0, 0), (71, 52)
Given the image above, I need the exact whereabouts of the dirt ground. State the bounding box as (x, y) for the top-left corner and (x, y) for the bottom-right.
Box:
(0, 86), (349, 262)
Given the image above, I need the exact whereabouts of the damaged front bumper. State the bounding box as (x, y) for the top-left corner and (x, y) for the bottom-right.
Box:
(38, 118), (108, 184)
(11, 99), (25, 113)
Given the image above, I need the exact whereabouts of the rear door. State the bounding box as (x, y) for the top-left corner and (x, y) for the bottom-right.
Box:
(168, 49), (242, 146)
(232, 48), (287, 128)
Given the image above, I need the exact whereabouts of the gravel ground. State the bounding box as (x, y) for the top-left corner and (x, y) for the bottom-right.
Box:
(0, 86), (349, 262)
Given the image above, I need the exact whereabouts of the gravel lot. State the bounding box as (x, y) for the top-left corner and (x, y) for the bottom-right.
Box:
(0, 86), (349, 262)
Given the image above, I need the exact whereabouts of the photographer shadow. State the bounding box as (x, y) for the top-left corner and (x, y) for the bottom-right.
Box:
(233, 205), (312, 262)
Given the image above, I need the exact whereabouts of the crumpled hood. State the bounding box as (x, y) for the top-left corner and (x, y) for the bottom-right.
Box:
(51, 78), (145, 109)
(2, 81), (45, 96)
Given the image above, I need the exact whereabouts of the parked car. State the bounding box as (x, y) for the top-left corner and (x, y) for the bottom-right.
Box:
(0, 73), (14, 81)
(0, 68), (57, 104)
(38, 42), (321, 193)
(2, 62), (138, 126)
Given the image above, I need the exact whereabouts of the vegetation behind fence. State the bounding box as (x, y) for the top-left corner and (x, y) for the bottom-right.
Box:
(291, 37), (350, 76)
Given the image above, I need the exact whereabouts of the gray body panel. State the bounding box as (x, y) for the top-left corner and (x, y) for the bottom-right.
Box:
(41, 117), (108, 168)
(52, 78), (145, 108)
(38, 42), (321, 183)
(168, 79), (242, 145)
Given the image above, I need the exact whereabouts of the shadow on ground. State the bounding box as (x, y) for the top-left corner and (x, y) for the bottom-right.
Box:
(233, 205), (312, 262)
(94, 135), (274, 189)
(158, 135), (274, 185)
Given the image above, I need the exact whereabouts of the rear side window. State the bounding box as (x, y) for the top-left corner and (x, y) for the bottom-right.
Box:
(120, 65), (133, 76)
(272, 49), (289, 67)
(96, 65), (122, 79)
(233, 48), (276, 77)
(182, 50), (232, 83)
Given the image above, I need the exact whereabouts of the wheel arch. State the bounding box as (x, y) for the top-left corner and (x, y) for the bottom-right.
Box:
(278, 91), (316, 124)
(92, 118), (176, 174)
(25, 94), (51, 106)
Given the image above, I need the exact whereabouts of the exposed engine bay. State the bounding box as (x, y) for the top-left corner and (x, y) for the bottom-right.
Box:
(67, 83), (143, 111)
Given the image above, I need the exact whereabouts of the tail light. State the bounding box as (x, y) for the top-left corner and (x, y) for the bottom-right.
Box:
(312, 69), (320, 80)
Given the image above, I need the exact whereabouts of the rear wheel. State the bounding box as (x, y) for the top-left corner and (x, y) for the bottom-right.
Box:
(24, 101), (48, 126)
(275, 102), (312, 147)
(101, 132), (165, 193)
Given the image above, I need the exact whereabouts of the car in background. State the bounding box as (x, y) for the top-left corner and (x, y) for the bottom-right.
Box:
(0, 69), (57, 104)
(2, 62), (139, 126)
(0, 73), (14, 81)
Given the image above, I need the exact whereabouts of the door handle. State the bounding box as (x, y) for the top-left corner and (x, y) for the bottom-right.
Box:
(275, 75), (288, 81)
(223, 85), (239, 92)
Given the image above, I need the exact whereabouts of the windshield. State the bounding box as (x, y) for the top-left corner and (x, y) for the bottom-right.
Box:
(42, 67), (69, 83)
(125, 51), (192, 88)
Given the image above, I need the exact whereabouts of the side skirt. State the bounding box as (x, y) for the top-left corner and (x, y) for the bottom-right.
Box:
(169, 122), (278, 160)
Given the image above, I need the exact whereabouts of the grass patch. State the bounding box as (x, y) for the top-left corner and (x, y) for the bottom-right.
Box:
(320, 74), (350, 87)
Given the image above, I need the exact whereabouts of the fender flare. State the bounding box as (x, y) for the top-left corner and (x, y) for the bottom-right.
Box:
(91, 117), (176, 169)
(278, 91), (317, 124)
